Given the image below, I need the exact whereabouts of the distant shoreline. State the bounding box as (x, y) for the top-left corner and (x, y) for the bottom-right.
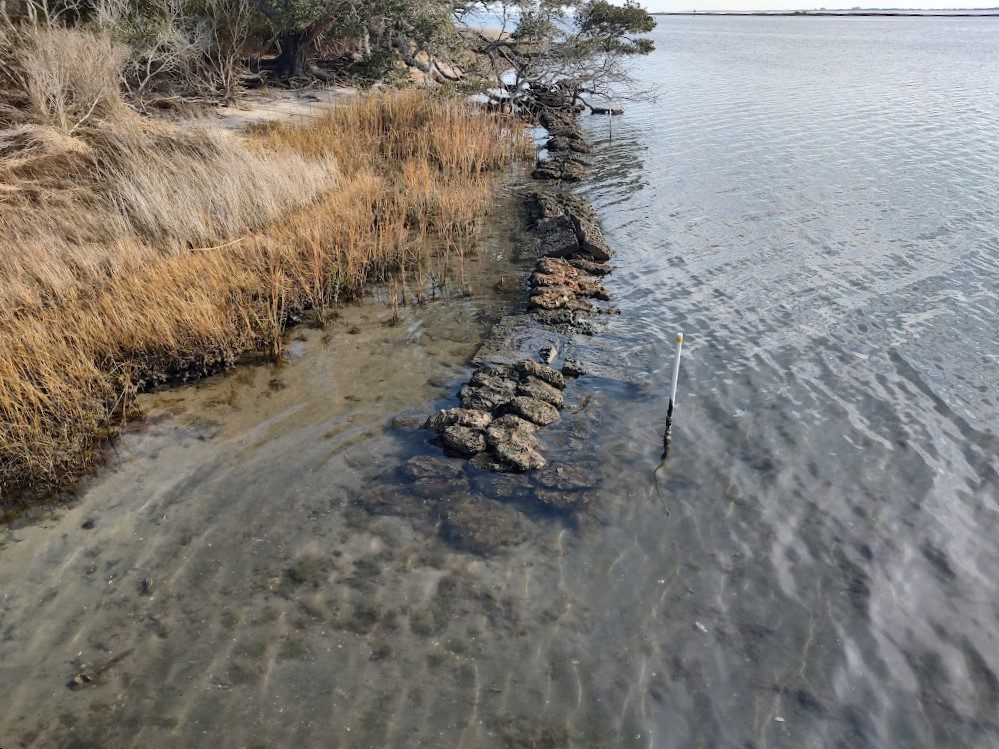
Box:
(653, 10), (999, 15)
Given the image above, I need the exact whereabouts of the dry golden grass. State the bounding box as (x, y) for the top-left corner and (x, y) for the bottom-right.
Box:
(0, 42), (529, 504)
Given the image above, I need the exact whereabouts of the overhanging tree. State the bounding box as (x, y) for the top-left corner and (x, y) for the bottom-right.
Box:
(458, 0), (656, 113)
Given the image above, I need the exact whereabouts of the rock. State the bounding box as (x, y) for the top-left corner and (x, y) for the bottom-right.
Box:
(568, 258), (611, 276)
(515, 360), (566, 389)
(517, 377), (565, 408)
(546, 136), (592, 154)
(562, 359), (587, 378)
(407, 454), (465, 480)
(569, 214), (612, 261)
(534, 227), (580, 259)
(469, 364), (518, 391)
(575, 278), (610, 300)
(531, 271), (607, 301)
(540, 344), (558, 363)
(458, 384), (514, 412)
(424, 407), (493, 433)
(534, 309), (598, 335)
(434, 496), (528, 555)
(488, 414), (538, 434)
(532, 158), (586, 183)
(486, 418), (541, 451)
(358, 486), (434, 517)
(494, 440), (546, 471)
(558, 192), (598, 222)
(440, 426), (486, 455)
(140, 577), (154, 596)
(523, 190), (565, 225)
(536, 257), (580, 278)
(536, 489), (589, 511)
(506, 396), (560, 427)
(529, 287), (574, 311)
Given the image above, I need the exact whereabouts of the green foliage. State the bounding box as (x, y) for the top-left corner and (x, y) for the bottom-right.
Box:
(578, 0), (655, 54)
(254, 0), (331, 32)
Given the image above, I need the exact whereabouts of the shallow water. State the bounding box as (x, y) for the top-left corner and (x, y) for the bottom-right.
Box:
(3, 16), (999, 748)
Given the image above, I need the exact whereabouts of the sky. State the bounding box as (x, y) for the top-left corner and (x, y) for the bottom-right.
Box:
(641, 0), (997, 10)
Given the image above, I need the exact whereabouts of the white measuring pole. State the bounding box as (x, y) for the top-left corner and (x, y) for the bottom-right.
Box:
(668, 331), (684, 418)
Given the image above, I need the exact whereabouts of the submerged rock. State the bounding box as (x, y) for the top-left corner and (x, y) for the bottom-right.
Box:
(407, 455), (465, 480)
(434, 496), (528, 555)
(536, 489), (589, 512)
(441, 425), (487, 455)
(494, 440), (546, 471)
(561, 359), (587, 378)
(506, 396), (560, 427)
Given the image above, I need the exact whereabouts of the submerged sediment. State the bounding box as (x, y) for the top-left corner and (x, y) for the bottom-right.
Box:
(423, 98), (615, 479)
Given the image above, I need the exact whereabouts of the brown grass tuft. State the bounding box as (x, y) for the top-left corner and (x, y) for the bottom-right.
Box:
(0, 35), (530, 505)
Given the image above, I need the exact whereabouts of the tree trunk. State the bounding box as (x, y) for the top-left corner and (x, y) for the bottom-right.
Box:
(271, 30), (313, 78)
(269, 17), (336, 79)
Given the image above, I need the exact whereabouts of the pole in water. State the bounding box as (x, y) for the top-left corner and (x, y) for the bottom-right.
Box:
(668, 332), (684, 421)
(662, 331), (684, 457)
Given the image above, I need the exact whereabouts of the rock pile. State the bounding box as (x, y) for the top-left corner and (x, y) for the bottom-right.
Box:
(424, 359), (574, 471)
(423, 100), (614, 473)
(532, 110), (592, 184)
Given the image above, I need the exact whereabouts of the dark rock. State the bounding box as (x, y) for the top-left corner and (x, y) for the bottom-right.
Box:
(515, 360), (566, 389)
(441, 425), (487, 456)
(568, 258), (611, 276)
(469, 453), (515, 473)
(546, 136), (592, 154)
(533, 158), (586, 183)
(506, 396), (560, 426)
(534, 227), (580, 259)
(516, 377), (565, 408)
(562, 359), (587, 378)
(424, 407), (493, 433)
(569, 214), (612, 261)
(140, 577), (154, 596)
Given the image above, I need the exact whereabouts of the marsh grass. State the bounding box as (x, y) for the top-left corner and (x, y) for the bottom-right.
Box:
(0, 39), (530, 504)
